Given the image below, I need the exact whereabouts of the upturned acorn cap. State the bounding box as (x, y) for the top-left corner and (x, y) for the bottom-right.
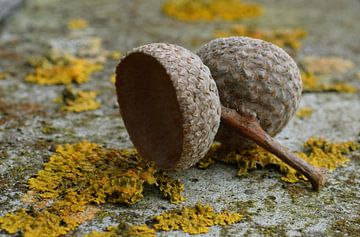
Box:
(198, 37), (302, 147)
(116, 43), (221, 170)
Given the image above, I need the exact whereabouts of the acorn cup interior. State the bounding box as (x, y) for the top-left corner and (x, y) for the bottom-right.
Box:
(116, 52), (183, 170)
(115, 43), (221, 171)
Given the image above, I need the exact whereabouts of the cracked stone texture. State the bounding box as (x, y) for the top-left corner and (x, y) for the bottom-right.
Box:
(0, 0), (360, 236)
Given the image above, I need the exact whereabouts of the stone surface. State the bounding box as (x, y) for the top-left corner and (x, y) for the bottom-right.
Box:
(0, 0), (360, 236)
(0, 0), (23, 23)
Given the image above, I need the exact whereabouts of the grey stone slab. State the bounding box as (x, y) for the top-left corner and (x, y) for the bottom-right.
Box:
(0, 0), (360, 236)
(0, 0), (23, 22)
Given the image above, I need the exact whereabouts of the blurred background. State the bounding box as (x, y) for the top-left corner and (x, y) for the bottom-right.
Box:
(0, 0), (360, 236)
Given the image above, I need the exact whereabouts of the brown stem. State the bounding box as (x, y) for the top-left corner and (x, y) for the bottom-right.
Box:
(221, 105), (326, 190)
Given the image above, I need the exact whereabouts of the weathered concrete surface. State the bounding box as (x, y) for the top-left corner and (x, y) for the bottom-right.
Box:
(0, 0), (360, 236)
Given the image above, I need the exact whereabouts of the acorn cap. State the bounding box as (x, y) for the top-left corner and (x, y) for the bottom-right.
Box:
(116, 43), (221, 170)
(197, 37), (302, 147)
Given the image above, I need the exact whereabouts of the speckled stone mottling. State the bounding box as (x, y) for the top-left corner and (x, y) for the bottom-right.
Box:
(119, 43), (221, 170)
(198, 37), (302, 148)
(0, 0), (360, 236)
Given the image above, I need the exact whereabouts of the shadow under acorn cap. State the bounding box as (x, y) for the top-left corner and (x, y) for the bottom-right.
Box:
(115, 43), (221, 171)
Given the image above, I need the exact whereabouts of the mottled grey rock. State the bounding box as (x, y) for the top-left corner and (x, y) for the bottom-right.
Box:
(0, 0), (360, 236)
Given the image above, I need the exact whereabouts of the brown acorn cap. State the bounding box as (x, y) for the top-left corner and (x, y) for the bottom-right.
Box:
(116, 43), (221, 170)
(198, 37), (326, 190)
(197, 36), (302, 148)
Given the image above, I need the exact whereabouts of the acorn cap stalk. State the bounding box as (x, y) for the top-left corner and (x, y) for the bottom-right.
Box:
(221, 105), (326, 190)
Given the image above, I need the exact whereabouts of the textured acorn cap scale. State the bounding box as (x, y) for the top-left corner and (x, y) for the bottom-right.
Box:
(198, 36), (302, 148)
(116, 39), (326, 190)
(116, 43), (221, 170)
(198, 37), (326, 190)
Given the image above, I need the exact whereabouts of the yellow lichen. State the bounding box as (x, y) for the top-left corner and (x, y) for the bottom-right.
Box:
(0, 71), (9, 80)
(196, 143), (220, 169)
(153, 203), (243, 234)
(214, 25), (307, 54)
(0, 141), (185, 236)
(296, 107), (314, 119)
(25, 56), (103, 85)
(67, 18), (88, 30)
(86, 204), (242, 236)
(156, 172), (186, 204)
(301, 56), (355, 75)
(163, 0), (262, 22)
(302, 71), (357, 93)
(110, 74), (116, 84)
(0, 205), (98, 237)
(199, 137), (359, 183)
(85, 224), (156, 237)
(56, 87), (101, 112)
(109, 51), (122, 60)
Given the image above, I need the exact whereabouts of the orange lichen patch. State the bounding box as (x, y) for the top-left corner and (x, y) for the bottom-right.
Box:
(0, 71), (9, 80)
(296, 107), (314, 119)
(301, 56), (355, 75)
(0, 142), (185, 237)
(85, 224), (156, 237)
(214, 25), (307, 54)
(25, 56), (103, 85)
(67, 18), (88, 30)
(163, 0), (262, 22)
(302, 71), (357, 93)
(153, 203), (243, 234)
(198, 137), (359, 183)
(56, 87), (101, 112)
